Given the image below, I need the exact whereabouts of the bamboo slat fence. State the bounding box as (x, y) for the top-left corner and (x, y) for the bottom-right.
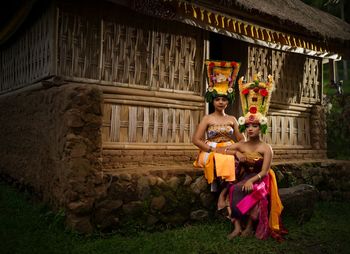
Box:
(0, 7), (53, 93)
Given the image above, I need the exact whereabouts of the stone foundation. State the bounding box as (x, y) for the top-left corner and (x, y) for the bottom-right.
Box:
(273, 161), (350, 201)
(91, 161), (350, 232)
(0, 83), (106, 233)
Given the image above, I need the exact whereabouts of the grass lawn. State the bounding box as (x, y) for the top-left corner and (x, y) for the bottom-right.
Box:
(1, 181), (350, 254)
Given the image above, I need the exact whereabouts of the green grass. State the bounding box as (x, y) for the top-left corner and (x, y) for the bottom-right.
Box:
(1, 181), (350, 254)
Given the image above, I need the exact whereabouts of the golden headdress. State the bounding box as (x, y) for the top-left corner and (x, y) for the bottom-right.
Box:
(205, 60), (241, 103)
(237, 72), (274, 134)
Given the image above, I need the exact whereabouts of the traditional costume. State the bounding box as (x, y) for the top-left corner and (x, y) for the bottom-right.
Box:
(193, 60), (240, 189)
(228, 73), (287, 240)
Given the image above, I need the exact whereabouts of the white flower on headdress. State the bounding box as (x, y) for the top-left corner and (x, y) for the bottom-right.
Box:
(257, 72), (262, 80)
(227, 87), (233, 93)
(238, 117), (246, 125)
(259, 116), (268, 125)
(208, 87), (214, 92)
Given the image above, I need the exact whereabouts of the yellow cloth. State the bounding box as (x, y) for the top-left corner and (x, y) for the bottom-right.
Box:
(214, 153), (235, 181)
(193, 141), (235, 184)
(268, 169), (284, 231)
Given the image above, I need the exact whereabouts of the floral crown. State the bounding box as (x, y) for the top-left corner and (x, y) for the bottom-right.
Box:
(204, 60), (241, 103)
(237, 73), (274, 134)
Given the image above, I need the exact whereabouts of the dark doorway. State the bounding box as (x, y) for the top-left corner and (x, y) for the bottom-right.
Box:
(208, 33), (247, 117)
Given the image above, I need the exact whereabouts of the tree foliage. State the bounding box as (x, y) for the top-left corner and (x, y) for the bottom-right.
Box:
(325, 94), (350, 159)
(302, 0), (350, 23)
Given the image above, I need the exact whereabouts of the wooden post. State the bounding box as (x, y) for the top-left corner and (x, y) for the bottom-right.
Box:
(329, 59), (337, 83)
(340, 0), (348, 81)
(204, 37), (210, 115)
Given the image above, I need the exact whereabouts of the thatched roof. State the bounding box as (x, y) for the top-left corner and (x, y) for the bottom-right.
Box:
(127, 0), (350, 57)
(1, 0), (349, 56)
(211, 0), (350, 41)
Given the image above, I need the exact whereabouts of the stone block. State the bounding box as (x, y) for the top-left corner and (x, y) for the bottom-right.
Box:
(151, 196), (166, 211)
(190, 209), (209, 221)
(167, 176), (181, 191)
(183, 175), (192, 186)
(66, 214), (93, 234)
(96, 199), (123, 211)
(199, 192), (215, 208)
(279, 184), (319, 224)
(190, 176), (208, 195)
(68, 199), (94, 215)
(122, 201), (144, 215)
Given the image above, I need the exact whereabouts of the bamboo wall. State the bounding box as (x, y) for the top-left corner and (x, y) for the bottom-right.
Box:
(56, 5), (204, 94)
(0, 7), (54, 93)
(55, 4), (206, 154)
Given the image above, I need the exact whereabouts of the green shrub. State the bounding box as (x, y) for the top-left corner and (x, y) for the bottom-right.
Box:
(326, 94), (350, 159)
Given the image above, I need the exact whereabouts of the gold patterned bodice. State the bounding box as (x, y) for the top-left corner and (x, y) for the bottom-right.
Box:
(237, 152), (264, 178)
(207, 124), (234, 143)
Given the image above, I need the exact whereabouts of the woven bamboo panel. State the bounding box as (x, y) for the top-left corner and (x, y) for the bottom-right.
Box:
(57, 7), (204, 95)
(103, 103), (202, 144)
(57, 11), (100, 79)
(0, 8), (53, 93)
(263, 112), (311, 148)
(247, 46), (272, 81)
(301, 58), (321, 103)
(248, 45), (321, 105)
(151, 29), (203, 93)
(101, 22), (150, 85)
(271, 50), (305, 104)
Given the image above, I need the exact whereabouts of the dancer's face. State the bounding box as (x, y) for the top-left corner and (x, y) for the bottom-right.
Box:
(213, 96), (228, 111)
(246, 123), (260, 138)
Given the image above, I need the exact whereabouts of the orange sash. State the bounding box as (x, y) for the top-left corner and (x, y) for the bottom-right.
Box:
(193, 141), (235, 184)
(268, 169), (284, 231)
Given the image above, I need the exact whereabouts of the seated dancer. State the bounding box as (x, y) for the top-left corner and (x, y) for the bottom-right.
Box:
(193, 60), (246, 210)
(216, 73), (287, 240)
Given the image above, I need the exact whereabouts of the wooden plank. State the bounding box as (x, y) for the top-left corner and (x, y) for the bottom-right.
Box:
(162, 109), (169, 142)
(119, 105), (129, 142)
(280, 117), (286, 145)
(287, 117), (293, 146)
(305, 117), (311, 146)
(136, 106), (143, 142)
(184, 110), (192, 143)
(128, 106), (137, 142)
(179, 110), (185, 143)
(174, 109), (180, 143)
(275, 117), (282, 145)
(271, 116), (277, 145)
(153, 108), (159, 143)
(104, 98), (203, 110)
(103, 142), (197, 149)
(142, 107), (149, 143)
(297, 118), (304, 145)
(110, 104), (121, 142)
(171, 108), (176, 143)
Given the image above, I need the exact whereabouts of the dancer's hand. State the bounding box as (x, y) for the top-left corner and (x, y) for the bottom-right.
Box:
(236, 151), (246, 162)
(242, 180), (253, 192)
